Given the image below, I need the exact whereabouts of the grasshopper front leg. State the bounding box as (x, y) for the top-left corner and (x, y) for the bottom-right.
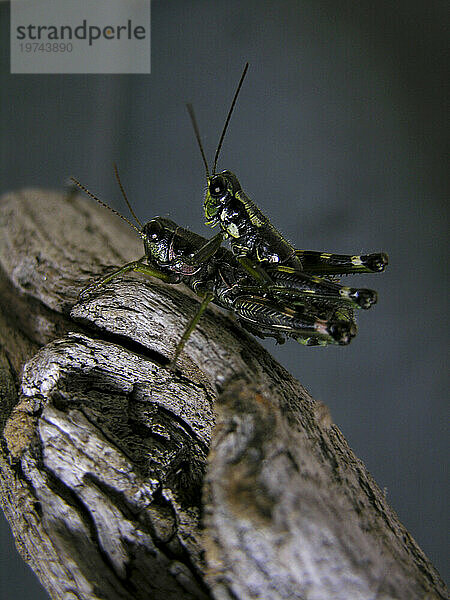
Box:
(79, 256), (215, 368)
(79, 256), (179, 298)
(237, 255), (275, 284)
(169, 292), (214, 369)
(181, 232), (225, 267)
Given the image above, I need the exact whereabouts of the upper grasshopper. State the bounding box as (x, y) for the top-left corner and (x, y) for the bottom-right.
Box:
(188, 63), (388, 285)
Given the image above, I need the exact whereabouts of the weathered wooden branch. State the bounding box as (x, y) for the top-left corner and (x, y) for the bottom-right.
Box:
(0, 189), (447, 600)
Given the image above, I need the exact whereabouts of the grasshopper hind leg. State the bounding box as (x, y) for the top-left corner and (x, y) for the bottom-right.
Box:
(295, 250), (389, 275)
(305, 302), (357, 346)
(232, 295), (357, 347)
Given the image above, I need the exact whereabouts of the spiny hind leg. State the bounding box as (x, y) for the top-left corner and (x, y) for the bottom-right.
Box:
(264, 265), (378, 309)
(295, 250), (388, 275)
(232, 295), (357, 346)
(295, 303), (357, 346)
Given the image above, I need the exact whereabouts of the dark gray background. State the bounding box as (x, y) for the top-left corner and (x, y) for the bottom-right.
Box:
(0, 1), (448, 597)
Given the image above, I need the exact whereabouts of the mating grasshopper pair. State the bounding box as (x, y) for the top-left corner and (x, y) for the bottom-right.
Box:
(73, 64), (388, 367)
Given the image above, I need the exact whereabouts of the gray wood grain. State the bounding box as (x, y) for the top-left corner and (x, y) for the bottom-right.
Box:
(0, 189), (447, 600)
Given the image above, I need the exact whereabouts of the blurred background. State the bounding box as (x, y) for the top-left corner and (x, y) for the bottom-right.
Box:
(0, 1), (448, 597)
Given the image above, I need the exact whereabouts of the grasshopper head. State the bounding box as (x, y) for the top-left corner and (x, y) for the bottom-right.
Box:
(204, 170), (241, 224)
(142, 217), (178, 263)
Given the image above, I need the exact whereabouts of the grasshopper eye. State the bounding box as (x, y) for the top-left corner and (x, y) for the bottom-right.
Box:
(145, 219), (165, 241)
(209, 175), (227, 198)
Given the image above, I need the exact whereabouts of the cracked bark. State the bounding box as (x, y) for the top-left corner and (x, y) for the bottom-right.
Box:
(0, 188), (447, 600)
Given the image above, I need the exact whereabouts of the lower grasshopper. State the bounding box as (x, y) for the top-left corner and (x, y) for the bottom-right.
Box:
(71, 169), (382, 367)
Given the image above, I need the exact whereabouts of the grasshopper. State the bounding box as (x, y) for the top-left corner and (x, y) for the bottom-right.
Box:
(187, 63), (388, 286)
(72, 168), (382, 366)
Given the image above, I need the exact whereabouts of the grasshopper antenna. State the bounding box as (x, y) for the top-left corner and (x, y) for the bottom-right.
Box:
(213, 62), (249, 174)
(70, 176), (143, 237)
(186, 103), (210, 178)
(113, 163), (143, 229)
